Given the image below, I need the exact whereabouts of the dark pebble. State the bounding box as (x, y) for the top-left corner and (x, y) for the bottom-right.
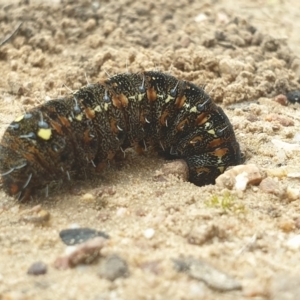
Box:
(59, 228), (109, 245)
(27, 261), (47, 275)
(287, 90), (300, 104)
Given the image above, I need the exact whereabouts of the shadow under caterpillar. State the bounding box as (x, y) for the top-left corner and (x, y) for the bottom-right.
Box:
(0, 71), (241, 200)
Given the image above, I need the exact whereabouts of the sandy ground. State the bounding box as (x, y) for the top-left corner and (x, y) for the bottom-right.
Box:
(1, 0), (300, 299)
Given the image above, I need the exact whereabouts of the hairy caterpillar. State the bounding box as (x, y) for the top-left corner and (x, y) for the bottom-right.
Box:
(0, 71), (241, 200)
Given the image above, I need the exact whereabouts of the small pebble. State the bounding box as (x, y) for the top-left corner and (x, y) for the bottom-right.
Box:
(93, 186), (116, 197)
(265, 113), (294, 127)
(84, 18), (96, 31)
(81, 193), (96, 201)
(287, 172), (300, 178)
(143, 228), (155, 239)
(194, 13), (207, 23)
(98, 254), (129, 281)
(8, 80), (27, 95)
(59, 228), (109, 245)
(20, 205), (50, 225)
(154, 160), (189, 182)
(278, 219), (295, 232)
(173, 257), (242, 291)
(215, 164), (262, 190)
(219, 58), (251, 77)
(259, 178), (283, 197)
(27, 261), (47, 276)
(266, 167), (288, 178)
(53, 237), (107, 269)
(286, 90), (300, 104)
(274, 94), (288, 106)
(116, 207), (128, 216)
(139, 260), (162, 275)
(187, 224), (226, 246)
(246, 113), (259, 122)
(286, 186), (300, 201)
(286, 235), (300, 250)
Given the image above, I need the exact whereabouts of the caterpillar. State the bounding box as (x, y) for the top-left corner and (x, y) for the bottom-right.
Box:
(0, 71), (241, 200)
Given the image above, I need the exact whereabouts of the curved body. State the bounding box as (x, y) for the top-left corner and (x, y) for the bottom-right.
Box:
(0, 71), (241, 200)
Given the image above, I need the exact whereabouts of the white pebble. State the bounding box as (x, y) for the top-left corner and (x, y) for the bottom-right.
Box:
(234, 172), (248, 191)
(216, 164), (262, 190)
(69, 223), (80, 229)
(286, 235), (300, 250)
(194, 13), (207, 22)
(143, 228), (155, 239)
(116, 207), (127, 216)
(65, 245), (77, 255)
(287, 172), (300, 178)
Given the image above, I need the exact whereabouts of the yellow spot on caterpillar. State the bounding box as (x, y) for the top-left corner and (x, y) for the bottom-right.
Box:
(104, 103), (109, 111)
(68, 116), (73, 122)
(189, 106), (197, 113)
(207, 129), (215, 135)
(217, 157), (223, 164)
(218, 166), (225, 173)
(165, 94), (174, 103)
(75, 113), (83, 121)
(14, 115), (24, 122)
(204, 122), (211, 129)
(37, 128), (52, 140)
(138, 93), (144, 101)
(94, 105), (102, 112)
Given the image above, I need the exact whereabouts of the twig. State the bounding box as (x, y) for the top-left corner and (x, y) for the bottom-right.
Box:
(0, 22), (23, 47)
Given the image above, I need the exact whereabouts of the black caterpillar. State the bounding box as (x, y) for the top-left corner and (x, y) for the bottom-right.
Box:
(0, 71), (241, 200)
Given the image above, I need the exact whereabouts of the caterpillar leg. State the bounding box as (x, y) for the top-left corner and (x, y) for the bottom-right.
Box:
(183, 142), (241, 186)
